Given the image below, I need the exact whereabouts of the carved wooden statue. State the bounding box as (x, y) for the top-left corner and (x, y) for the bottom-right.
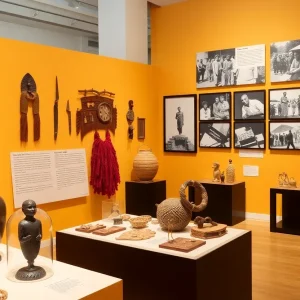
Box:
(212, 162), (221, 182)
(126, 100), (134, 139)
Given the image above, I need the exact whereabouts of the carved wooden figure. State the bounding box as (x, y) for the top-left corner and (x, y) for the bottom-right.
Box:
(126, 100), (134, 139)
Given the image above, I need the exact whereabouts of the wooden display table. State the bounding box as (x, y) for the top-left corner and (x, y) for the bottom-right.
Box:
(0, 244), (122, 300)
(56, 216), (252, 300)
(125, 180), (166, 217)
(189, 180), (246, 226)
(270, 187), (300, 235)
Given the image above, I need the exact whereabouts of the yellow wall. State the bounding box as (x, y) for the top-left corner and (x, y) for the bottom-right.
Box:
(152, 0), (300, 215)
(0, 37), (162, 235)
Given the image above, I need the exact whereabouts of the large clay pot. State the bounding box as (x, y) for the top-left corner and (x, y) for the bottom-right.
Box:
(156, 180), (208, 231)
(133, 146), (158, 181)
(0, 197), (6, 242)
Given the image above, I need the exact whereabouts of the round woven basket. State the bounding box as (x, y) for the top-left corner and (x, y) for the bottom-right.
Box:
(129, 217), (148, 229)
(133, 145), (158, 181)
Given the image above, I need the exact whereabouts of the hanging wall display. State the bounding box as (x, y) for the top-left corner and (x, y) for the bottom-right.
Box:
(199, 123), (231, 148)
(20, 73), (40, 142)
(269, 122), (300, 150)
(76, 89), (117, 140)
(54, 76), (59, 141)
(137, 118), (145, 139)
(269, 88), (300, 120)
(196, 44), (265, 89)
(199, 92), (231, 121)
(234, 122), (265, 149)
(270, 39), (300, 83)
(164, 94), (197, 153)
(234, 90), (265, 120)
(126, 100), (134, 139)
(66, 100), (72, 135)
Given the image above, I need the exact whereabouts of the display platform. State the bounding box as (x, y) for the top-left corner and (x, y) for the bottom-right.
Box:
(189, 179), (246, 225)
(270, 187), (300, 236)
(0, 244), (122, 300)
(56, 216), (252, 300)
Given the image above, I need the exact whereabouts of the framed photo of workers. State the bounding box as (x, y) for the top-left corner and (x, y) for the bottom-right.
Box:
(234, 122), (265, 149)
(199, 122), (231, 148)
(199, 92), (231, 121)
(234, 90), (265, 121)
(269, 88), (300, 120)
(269, 122), (300, 150)
(164, 94), (197, 153)
(270, 39), (300, 83)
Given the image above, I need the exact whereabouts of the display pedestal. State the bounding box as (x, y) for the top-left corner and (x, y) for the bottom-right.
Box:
(56, 216), (252, 300)
(189, 180), (246, 226)
(125, 180), (166, 217)
(270, 187), (300, 235)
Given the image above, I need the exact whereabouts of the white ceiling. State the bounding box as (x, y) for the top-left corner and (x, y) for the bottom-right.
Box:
(83, 0), (187, 7)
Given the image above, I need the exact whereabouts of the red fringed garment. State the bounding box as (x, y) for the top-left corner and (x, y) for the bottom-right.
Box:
(90, 131), (120, 198)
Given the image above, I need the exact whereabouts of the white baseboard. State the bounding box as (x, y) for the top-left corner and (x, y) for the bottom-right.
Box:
(246, 212), (282, 223)
(41, 237), (56, 249)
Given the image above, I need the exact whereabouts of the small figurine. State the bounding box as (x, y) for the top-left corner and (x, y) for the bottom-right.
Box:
(126, 100), (134, 139)
(113, 217), (123, 225)
(194, 216), (217, 228)
(16, 200), (46, 281)
(226, 159), (235, 183)
(212, 162), (221, 182)
(220, 171), (225, 183)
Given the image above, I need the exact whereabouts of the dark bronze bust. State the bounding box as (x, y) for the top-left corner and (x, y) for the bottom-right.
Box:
(16, 200), (46, 281)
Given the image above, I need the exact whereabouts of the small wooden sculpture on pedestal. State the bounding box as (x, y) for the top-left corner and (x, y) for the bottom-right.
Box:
(191, 216), (227, 239)
(126, 100), (134, 139)
(212, 162), (221, 182)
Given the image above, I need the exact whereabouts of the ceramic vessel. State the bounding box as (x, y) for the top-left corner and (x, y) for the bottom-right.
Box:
(156, 180), (208, 231)
(226, 159), (235, 183)
(133, 146), (159, 181)
(220, 172), (225, 183)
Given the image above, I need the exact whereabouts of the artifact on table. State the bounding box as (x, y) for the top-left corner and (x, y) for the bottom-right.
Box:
(116, 228), (156, 241)
(66, 100), (72, 135)
(76, 89), (117, 140)
(20, 73), (40, 142)
(220, 171), (225, 183)
(140, 215), (152, 222)
(121, 214), (131, 221)
(15, 200), (46, 281)
(126, 100), (134, 139)
(133, 145), (159, 181)
(90, 130), (120, 198)
(212, 162), (221, 182)
(92, 226), (126, 236)
(278, 173), (297, 188)
(54, 76), (59, 141)
(289, 177), (297, 187)
(0, 289), (8, 300)
(129, 217), (149, 229)
(113, 217), (123, 225)
(159, 237), (206, 253)
(75, 223), (106, 233)
(156, 180), (208, 232)
(226, 159), (235, 183)
(0, 197), (6, 261)
(107, 203), (120, 219)
(191, 216), (227, 239)
(151, 218), (159, 224)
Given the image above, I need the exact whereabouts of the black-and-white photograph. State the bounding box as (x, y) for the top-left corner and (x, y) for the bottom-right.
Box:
(269, 122), (300, 150)
(164, 94), (197, 153)
(234, 90), (265, 120)
(196, 44), (265, 89)
(234, 122), (265, 149)
(269, 88), (300, 120)
(199, 123), (231, 148)
(270, 39), (300, 83)
(199, 92), (231, 121)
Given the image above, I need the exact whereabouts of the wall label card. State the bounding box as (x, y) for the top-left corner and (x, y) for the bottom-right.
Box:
(239, 150), (264, 158)
(10, 149), (89, 208)
(243, 165), (259, 177)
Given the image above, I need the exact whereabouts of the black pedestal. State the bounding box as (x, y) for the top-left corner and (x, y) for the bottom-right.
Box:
(270, 187), (300, 235)
(125, 180), (166, 217)
(189, 180), (246, 226)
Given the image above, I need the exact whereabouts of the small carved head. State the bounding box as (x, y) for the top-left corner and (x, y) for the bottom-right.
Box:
(22, 199), (37, 217)
(128, 100), (134, 109)
(212, 162), (220, 170)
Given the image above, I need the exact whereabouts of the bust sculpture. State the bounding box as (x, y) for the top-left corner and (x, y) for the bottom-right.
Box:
(15, 200), (46, 281)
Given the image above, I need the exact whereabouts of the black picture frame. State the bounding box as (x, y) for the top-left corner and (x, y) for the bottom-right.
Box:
(269, 121), (300, 150)
(199, 92), (231, 121)
(137, 118), (145, 139)
(234, 122), (265, 149)
(269, 87), (300, 120)
(199, 122), (231, 148)
(164, 94), (197, 153)
(234, 90), (266, 121)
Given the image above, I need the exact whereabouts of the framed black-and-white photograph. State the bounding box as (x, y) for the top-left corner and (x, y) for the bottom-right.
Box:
(269, 122), (300, 150)
(270, 39), (300, 83)
(234, 90), (265, 120)
(234, 122), (265, 149)
(199, 122), (231, 148)
(164, 94), (197, 153)
(196, 44), (265, 89)
(199, 92), (231, 121)
(269, 88), (300, 120)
